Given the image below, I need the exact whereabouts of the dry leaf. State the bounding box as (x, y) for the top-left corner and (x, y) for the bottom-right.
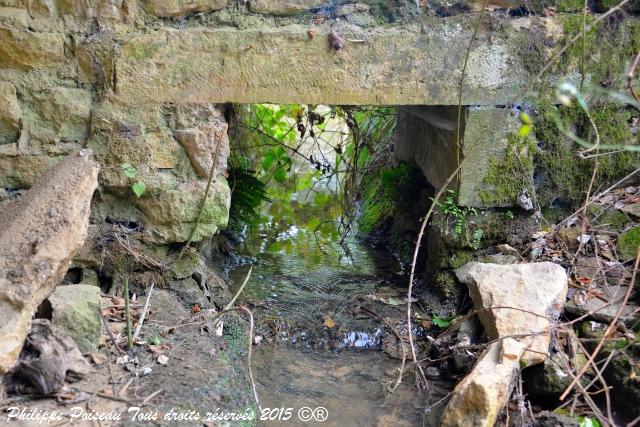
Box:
(157, 355), (169, 365)
(116, 354), (129, 364)
(215, 320), (224, 337)
(323, 315), (336, 329)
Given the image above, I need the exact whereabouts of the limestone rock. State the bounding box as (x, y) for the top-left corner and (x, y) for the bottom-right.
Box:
(136, 177), (230, 243)
(0, 152), (63, 188)
(0, 81), (21, 145)
(441, 338), (526, 427)
(31, 87), (92, 144)
(0, 26), (65, 70)
(249, 0), (326, 15)
(455, 261), (568, 364)
(442, 262), (568, 427)
(0, 151), (99, 374)
(115, 21), (533, 106)
(175, 121), (229, 179)
(48, 284), (102, 353)
(142, 0), (228, 18)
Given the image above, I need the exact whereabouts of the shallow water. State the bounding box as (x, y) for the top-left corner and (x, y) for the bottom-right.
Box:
(253, 345), (451, 427)
(228, 130), (451, 425)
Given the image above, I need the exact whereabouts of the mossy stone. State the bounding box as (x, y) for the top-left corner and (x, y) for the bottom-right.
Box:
(617, 226), (640, 260)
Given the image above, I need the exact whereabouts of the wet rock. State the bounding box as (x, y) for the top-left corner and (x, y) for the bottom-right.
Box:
(0, 81), (21, 145)
(142, 0), (228, 18)
(443, 262), (568, 426)
(48, 284), (102, 353)
(10, 319), (92, 394)
(452, 317), (482, 373)
(522, 348), (572, 399)
(0, 152), (98, 375)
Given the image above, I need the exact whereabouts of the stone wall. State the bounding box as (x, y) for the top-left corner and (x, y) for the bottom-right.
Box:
(0, 0), (618, 241)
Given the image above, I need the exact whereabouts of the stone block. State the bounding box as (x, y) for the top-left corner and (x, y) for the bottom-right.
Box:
(142, 0), (228, 18)
(249, 0), (326, 15)
(0, 26), (65, 71)
(458, 107), (521, 207)
(115, 20), (533, 106)
(31, 87), (92, 144)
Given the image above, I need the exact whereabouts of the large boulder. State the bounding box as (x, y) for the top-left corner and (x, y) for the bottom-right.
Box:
(454, 261), (568, 364)
(48, 284), (102, 353)
(0, 151), (99, 375)
(441, 262), (568, 427)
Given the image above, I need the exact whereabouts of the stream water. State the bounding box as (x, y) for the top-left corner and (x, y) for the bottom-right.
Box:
(228, 185), (452, 426)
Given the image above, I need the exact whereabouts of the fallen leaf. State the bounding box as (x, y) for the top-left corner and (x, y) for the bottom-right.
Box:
(116, 354), (129, 364)
(215, 320), (223, 337)
(157, 355), (169, 365)
(191, 304), (201, 314)
(323, 315), (336, 329)
(576, 276), (592, 285)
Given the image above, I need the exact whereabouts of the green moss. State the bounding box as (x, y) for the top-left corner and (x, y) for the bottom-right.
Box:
(556, 0), (584, 12)
(561, 16), (640, 85)
(357, 163), (415, 233)
(480, 133), (536, 206)
(124, 41), (161, 61)
(434, 271), (458, 298)
(617, 226), (640, 260)
(447, 250), (472, 269)
(535, 103), (639, 207)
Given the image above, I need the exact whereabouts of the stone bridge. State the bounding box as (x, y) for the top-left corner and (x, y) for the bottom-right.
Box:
(0, 0), (633, 241)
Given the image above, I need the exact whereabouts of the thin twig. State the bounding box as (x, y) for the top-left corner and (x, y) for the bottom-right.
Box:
(180, 134), (224, 258)
(627, 51), (640, 103)
(133, 283), (154, 341)
(238, 306), (261, 410)
(224, 266), (253, 311)
(141, 389), (164, 406)
(100, 309), (125, 354)
(406, 161), (466, 389)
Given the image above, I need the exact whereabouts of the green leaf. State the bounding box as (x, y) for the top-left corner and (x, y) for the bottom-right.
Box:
(262, 150), (277, 171)
(431, 315), (450, 328)
(273, 165), (287, 183)
(121, 163), (138, 178)
(132, 181), (146, 198)
(519, 112), (533, 125)
(518, 124), (533, 138)
(578, 417), (600, 427)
